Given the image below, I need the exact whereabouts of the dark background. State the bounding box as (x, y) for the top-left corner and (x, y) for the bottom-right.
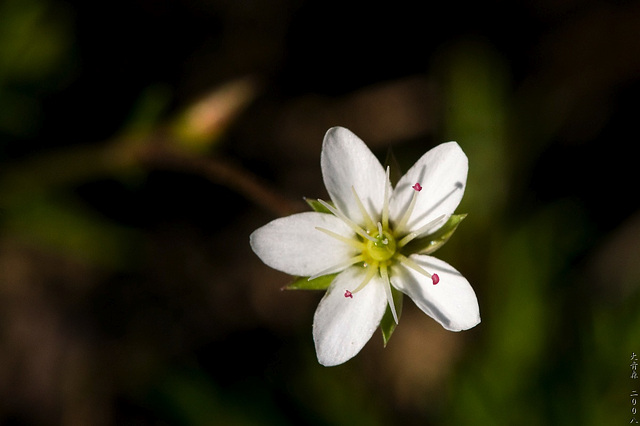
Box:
(1, 0), (639, 424)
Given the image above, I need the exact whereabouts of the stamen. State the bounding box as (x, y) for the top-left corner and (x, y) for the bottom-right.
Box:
(351, 262), (378, 293)
(351, 186), (376, 230)
(396, 253), (433, 279)
(317, 199), (377, 243)
(380, 264), (398, 324)
(397, 214), (447, 248)
(382, 167), (391, 229)
(432, 274), (440, 285)
(377, 222), (383, 238)
(344, 290), (353, 298)
(315, 227), (365, 250)
(308, 254), (365, 281)
(394, 182), (421, 234)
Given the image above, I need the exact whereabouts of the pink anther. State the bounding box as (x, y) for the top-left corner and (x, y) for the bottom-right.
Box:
(431, 274), (440, 285)
(344, 290), (353, 298)
(412, 183), (422, 192)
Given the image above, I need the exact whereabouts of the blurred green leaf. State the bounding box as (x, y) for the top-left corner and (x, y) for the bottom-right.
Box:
(122, 84), (173, 136)
(3, 195), (139, 269)
(0, 0), (72, 81)
(291, 351), (391, 426)
(437, 40), (510, 227)
(0, 0), (74, 136)
(0, 144), (124, 207)
(152, 368), (287, 426)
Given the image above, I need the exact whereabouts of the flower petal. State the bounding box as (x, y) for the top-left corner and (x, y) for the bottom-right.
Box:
(250, 212), (358, 277)
(391, 254), (480, 331)
(313, 267), (387, 366)
(390, 142), (468, 233)
(321, 127), (388, 226)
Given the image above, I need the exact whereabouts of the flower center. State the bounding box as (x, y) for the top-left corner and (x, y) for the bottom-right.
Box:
(365, 229), (396, 262)
(313, 178), (444, 325)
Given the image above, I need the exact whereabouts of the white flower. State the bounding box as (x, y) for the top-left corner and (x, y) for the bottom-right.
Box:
(250, 127), (480, 366)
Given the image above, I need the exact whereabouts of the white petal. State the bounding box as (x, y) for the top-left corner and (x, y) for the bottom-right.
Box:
(250, 212), (358, 277)
(391, 254), (480, 331)
(321, 127), (388, 226)
(313, 267), (387, 366)
(390, 142), (468, 233)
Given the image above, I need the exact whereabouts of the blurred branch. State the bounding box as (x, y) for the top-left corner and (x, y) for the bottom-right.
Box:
(135, 142), (305, 217)
(0, 76), (305, 218)
(0, 137), (305, 218)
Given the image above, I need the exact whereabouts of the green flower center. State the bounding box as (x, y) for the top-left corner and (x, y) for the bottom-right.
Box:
(365, 230), (397, 263)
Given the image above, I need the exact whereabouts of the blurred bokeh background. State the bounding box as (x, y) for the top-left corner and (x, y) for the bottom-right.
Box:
(1, 0), (639, 424)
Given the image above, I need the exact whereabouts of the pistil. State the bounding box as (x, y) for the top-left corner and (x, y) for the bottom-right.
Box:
(365, 229), (396, 263)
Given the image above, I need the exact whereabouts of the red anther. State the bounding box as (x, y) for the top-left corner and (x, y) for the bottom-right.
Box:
(344, 290), (353, 298)
(431, 274), (440, 285)
(412, 183), (422, 192)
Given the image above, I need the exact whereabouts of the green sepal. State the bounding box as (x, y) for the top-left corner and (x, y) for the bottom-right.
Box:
(304, 197), (333, 214)
(402, 214), (467, 255)
(380, 286), (404, 347)
(283, 273), (337, 291)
